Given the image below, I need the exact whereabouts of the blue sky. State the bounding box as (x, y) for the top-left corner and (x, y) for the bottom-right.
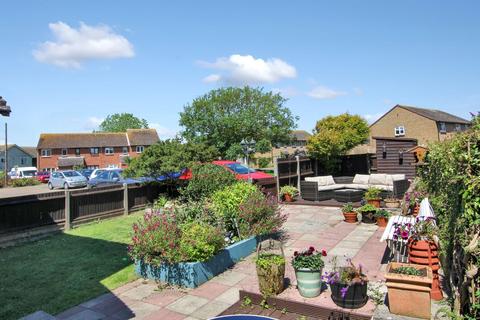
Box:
(1, 1), (479, 146)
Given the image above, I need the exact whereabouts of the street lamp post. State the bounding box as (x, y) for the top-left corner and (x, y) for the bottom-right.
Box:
(0, 97), (12, 187)
(240, 139), (256, 183)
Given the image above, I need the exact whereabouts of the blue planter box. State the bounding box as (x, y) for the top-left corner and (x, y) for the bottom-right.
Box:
(135, 236), (258, 288)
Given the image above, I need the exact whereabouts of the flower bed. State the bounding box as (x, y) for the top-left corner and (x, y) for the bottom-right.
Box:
(135, 236), (257, 288)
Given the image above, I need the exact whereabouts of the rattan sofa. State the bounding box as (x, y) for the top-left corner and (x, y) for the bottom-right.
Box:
(300, 174), (410, 202)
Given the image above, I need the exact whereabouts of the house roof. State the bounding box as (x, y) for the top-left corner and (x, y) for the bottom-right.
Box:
(291, 130), (311, 141)
(398, 105), (470, 124)
(0, 144), (35, 157)
(37, 129), (159, 149)
(20, 146), (37, 158)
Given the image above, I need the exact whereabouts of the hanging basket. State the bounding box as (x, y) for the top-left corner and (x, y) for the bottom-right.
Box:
(255, 239), (286, 296)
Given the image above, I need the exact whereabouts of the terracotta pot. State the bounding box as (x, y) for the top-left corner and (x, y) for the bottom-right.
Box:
(385, 200), (400, 208)
(376, 217), (388, 227)
(385, 262), (433, 319)
(412, 204), (420, 217)
(408, 239), (443, 300)
(367, 199), (381, 208)
(343, 212), (357, 223)
(283, 194), (293, 202)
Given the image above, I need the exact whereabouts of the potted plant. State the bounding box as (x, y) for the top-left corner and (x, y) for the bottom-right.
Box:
(256, 253), (286, 296)
(356, 204), (378, 224)
(280, 185), (299, 202)
(341, 203), (357, 223)
(384, 192), (401, 208)
(292, 246), (327, 298)
(325, 257), (369, 309)
(385, 262), (433, 319)
(407, 217), (442, 300)
(404, 191), (423, 216)
(374, 209), (391, 227)
(364, 187), (382, 208)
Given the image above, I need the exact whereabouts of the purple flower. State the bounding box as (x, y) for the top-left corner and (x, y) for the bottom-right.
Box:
(340, 287), (348, 298)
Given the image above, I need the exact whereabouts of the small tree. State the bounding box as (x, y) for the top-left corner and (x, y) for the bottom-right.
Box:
(99, 113), (149, 132)
(307, 113), (369, 173)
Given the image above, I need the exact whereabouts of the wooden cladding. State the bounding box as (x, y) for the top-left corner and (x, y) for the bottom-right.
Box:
(375, 138), (417, 180)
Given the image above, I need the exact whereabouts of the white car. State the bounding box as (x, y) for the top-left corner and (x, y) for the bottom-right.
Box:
(9, 167), (37, 179)
(48, 170), (88, 189)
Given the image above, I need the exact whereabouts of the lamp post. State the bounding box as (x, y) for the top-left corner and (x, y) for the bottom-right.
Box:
(0, 97), (11, 187)
(240, 139), (256, 183)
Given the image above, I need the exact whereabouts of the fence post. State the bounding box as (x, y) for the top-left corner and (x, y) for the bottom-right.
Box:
(296, 155), (301, 197)
(274, 157), (280, 202)
(123, 183), (129, 216)
(64, 190), (71, 230)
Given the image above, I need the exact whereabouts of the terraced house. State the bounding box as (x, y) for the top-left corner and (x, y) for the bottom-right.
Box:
(36, 129), (159, 171)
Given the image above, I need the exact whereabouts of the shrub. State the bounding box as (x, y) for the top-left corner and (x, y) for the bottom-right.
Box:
(357, 204), (378, 213)
(257, 157), (271, 168)
(181, 163), (236, 201)
(238, 193), (287, 238)
(374, 209), (391, 218)
(11, 178), (40, 187)
(128, 211), (184, 265)
(279, 185), (298, 197)
(211, 181), (262, 235)
(364, 187), (382, 200)
(180, 222), (224, 262)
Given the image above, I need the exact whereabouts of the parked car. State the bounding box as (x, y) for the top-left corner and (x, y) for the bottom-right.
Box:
(213, 160), (273, 180)
(87, 169), (143, 188)
(8, 167), (37, 179)
(35, 171), (50, 183)
(48, 170), (88, 189)
(90, 168), (109, 180)
(78, 169), (94, 180)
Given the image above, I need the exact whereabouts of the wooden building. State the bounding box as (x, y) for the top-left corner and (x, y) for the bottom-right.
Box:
(373, 137), (417, 180)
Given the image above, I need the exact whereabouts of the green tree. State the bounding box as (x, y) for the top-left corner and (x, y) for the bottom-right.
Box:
(123, 139), (219, 181)
(307, 113), (369, 172)
(99, 113), (149, 132)
(179, 87), (298, 158)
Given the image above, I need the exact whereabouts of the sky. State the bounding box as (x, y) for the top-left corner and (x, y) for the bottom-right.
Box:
(1, 1), (479, 146)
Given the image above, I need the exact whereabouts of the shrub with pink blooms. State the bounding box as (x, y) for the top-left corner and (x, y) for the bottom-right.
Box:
(291, 246), (327, 271)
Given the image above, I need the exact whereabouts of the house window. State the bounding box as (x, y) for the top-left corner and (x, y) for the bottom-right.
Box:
(122, 147), (129, 154)
(90, 147), (99, 155)
(20, 157), (27, 165)
(105, 147), (114, 155)
(0, 157), (4, 163)
(41, 149), (51, 157)
(136, 146), (144, 153)
(455, 124), (462, 132)
(394, 126), (405, 137)
(87, 165), (99, 169)
(61, 148), (68, 156)
(75, 148), (80, 156)
(439, 122), (447, 133)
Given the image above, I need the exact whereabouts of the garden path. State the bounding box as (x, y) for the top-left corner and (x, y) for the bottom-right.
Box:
(55, 205), (387, 320)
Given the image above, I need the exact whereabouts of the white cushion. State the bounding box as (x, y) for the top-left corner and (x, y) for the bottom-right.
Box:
(305, 175), (332, 186)
(318, 184), (345, 191)
(385, 174), (406, 186)
(369, 174), (387, 185)
(348, 183), (370, 190)
(325, 175), (336, 185)
(369, 184), (393, 191)
(353, 174), (370, 184)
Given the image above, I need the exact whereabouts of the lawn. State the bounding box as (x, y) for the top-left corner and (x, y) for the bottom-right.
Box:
(0, 211), (143, 320)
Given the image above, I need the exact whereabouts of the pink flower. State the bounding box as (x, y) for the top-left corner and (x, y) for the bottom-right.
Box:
(321, 250), (327, 257)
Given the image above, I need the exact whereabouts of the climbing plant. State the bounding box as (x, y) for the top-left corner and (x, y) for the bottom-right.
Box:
(418, 113), (480, 319)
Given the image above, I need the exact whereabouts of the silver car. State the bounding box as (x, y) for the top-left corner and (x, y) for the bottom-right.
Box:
(48, 170), (88, 189)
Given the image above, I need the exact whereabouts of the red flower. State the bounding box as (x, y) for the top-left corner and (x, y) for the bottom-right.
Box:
(294, 251), (299, 256)
(321, 249), (327, 257)
(309, 246), (315, 252)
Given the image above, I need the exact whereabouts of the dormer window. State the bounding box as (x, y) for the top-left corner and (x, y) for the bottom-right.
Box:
(439, 122), (446, 133)
(394, 126), (405, 137)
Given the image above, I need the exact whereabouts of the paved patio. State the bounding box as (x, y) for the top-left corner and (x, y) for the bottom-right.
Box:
(56, 205), (388, 320)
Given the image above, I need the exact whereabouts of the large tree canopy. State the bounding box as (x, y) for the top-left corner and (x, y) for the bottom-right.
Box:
(99, 113), (149, 132)
(179, 86), (298, 159)
(123, 139), (219, 180)
(307, 113), (369, 171)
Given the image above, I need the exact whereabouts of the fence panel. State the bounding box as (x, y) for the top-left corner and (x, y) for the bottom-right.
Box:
(70, 186), (124, 221)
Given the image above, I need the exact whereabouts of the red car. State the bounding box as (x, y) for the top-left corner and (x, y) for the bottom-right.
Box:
(36, 171), (50, 183)
(181, 160), (272, 181)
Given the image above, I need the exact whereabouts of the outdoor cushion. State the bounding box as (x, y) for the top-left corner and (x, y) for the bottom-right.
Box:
(348, 183), (370, 190)
(369, 184), (393, 191)
(305, 175), (333, 186)
(325, 175), (336, 185)
(369, 174), (388, 185)
(353, 174), (370, 185)
(385, 174), (406, 186)
(317, 184), (345, 191)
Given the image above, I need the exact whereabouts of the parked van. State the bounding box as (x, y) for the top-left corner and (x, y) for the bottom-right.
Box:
(9, 167), (37, 179)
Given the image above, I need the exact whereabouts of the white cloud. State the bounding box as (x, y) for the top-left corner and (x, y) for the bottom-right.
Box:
(33, 21), (134, 68)
(363, 113), (383, 123)
(307, 86), (347, 100)
(199, 54), (297, 85)
(84, 116), (104, 130)
(150, 123), (177, 140)
(271, 86), (299, 98)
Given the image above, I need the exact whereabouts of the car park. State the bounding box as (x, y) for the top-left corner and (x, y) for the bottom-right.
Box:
(78, 169), (94, 180)
(35, 171), (50, 183)
(87, 169), (143, 188)
(48, 170), (88, 189)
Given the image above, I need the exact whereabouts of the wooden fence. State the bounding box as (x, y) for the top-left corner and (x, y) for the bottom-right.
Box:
(0, 183), (164, 244)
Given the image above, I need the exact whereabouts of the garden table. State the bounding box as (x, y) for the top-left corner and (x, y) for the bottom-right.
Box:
(380, 215), (415, 263)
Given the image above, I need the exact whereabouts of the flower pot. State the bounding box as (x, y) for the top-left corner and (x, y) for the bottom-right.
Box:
(367, 199), (381, 208)
(408, 239), (443, 300)
(376, 216), (388, 227)
(361, 211), (376, 224)
(256, 261), (285, 296)
(385, 200), (400, 208)
(295, 268), (322, 298)
(330, 282), (368, 309)
(343, 212), (357, 223)
(284, 194), (294, 202)
(385, 262), (433, 319)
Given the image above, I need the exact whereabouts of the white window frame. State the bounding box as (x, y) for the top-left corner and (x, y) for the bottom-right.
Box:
(394, 126), (405, 137)
(61, 148), (68, 156)
(90, 147), (99, 155)
(41, 149), (51, 157)
(439, 122), (447, 133)
(122, 146), (129, 154)
(105, 147), (114, 155)
(136, 145), (144, 153)
(75, 148), (81, 156)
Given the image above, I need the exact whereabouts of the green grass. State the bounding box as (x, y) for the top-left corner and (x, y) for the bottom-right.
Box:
(0, 212), (144, 320)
